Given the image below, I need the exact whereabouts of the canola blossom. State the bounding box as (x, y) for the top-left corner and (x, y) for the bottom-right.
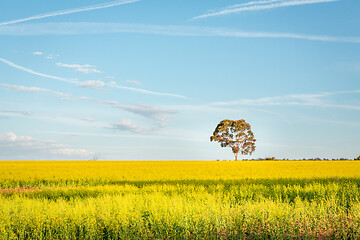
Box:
(0, 161), (359, 239)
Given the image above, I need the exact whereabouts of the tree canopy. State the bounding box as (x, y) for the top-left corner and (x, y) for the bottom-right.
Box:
(210, 119), (256, 161)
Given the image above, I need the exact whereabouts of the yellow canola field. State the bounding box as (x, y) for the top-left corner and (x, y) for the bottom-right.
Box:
(1, 161), (360, 239)
(0, 161), (359, 186)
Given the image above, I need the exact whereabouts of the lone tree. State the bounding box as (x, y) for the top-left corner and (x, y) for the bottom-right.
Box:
(210, 119), (256, 161)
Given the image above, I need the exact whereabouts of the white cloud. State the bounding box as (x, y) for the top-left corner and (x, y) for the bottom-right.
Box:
(52, 91), (71, 98)
(110, 119), (151, 134)
(33, 51), (43, 55)
(107, 81), (117, 86)
(51, 148), (91, 156)
(1, 22), (359, 44)
(193, 0), (338, 19)
(111, 84), (188, 99)
(0, 110), (32, 116)
(78, 96), (119, 105)
(0, 57), (77, 83)
(78, 68), (101, 74)
(56, 62), (102, 74)
(115, 104), (177, 122)
(77, 80), (106, 88)
(46, 54), (59, 60)
(0, 0), (140, 26)
(212, 90), (360, 110)
(78, 96), (177, 122)
(0, 132), (32, 142)
(1, 57), (185, 98)
(1, 110), (115, 135)
(126, 80), (141, 85)
(0, 81), (177, 124)
(0, 83), (50, 92)
(82, 117), (96, 122)
(0, 132), (93, 160)
(0, 82), (70, 98)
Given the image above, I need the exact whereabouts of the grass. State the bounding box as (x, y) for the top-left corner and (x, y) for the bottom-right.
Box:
(0, 161), (359, 239)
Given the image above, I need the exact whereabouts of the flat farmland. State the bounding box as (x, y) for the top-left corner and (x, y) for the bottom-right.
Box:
(0, 161), (360, 239)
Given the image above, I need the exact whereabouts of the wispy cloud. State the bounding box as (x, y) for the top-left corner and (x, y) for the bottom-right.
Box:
(111, 84), (188, 99)
(0, 110), (32, 117)
(0, 82), (70, 97)
(0, 0), (140, 26)
(115, 104), (177, 122)
(1, 22), (359, 44)
(0, 108), (106, 128)
(82, 117), (96, 122)
(0, 81), (177, 126)
(78, 96), (177, 123)
(78, 96), (119, 106)
(0, 58), (77, 83)
(46, 54), (60, 60)
(212, 90), (360, 110)
(56, 62), (102, 74)
(77, 80), (106, 88)
(108, 81), (117, 86)
(0, 132), (93, 160)
(0, 83), (49, 92)
(33, 51), (43, 55)
(0, 81), (177, 124)
(110, 119), (153, 134)
(193, 0), (338, 20)
(126, 80), (141, 85)
(0, 57), (187, 98)
(42, 130), (206, 142)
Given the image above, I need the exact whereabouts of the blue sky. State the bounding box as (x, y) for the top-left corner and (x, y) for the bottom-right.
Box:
(0, 0), (359, 160)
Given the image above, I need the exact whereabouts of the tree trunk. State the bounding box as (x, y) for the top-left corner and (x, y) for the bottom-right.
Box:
(235, 153), (238, 161)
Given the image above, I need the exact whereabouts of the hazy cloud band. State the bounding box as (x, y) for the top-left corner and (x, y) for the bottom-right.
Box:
(0, 22), (359, 44)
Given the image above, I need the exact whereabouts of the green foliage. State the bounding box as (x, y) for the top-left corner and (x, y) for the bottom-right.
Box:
(210, 119), (256, 160)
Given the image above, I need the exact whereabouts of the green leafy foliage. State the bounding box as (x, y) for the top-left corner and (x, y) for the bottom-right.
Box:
(210, 119), (256, 160)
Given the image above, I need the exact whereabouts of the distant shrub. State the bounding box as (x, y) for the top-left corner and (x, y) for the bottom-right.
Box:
(355, 155), (360, 161)
(265, 157), (276, 161)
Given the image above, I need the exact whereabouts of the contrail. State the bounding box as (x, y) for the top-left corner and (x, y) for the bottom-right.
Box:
(193, 0), (338, 20)
(0, 0), (139, 26)
(0, 58), (77, 83)
(221, 0), (286, 10)
(111, 85), (189, 99)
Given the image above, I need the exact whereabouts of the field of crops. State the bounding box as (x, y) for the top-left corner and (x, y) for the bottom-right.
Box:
(0, 161), (360, 239)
